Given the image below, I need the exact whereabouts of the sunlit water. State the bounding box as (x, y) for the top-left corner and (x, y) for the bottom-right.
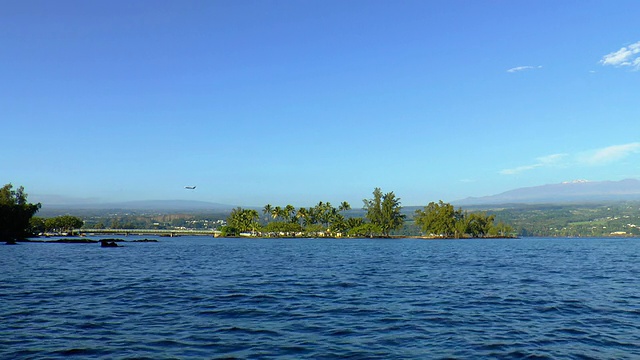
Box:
(2, 236), (639, 359)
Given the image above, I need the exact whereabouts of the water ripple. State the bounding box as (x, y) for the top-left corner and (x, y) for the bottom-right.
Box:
(2, 237), (640, 358)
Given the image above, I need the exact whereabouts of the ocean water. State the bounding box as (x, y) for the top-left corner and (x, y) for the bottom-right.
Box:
(1, 236), (639, 359)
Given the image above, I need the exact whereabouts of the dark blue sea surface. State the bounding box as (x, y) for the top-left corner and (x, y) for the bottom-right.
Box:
(2, 236), (639, 359)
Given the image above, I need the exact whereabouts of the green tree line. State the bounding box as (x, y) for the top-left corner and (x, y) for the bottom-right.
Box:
(223, 188), (407, 238)
(224, 190), (513, 239)
(2, 183), (517, 240)
(413, 200), (514, 238)
(29, 215), (84, 234)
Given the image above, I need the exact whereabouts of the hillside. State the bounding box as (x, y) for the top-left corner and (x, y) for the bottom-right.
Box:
(455, 179), (640, 206)
(37, 200), (237, 217)
(487, 201), (640, 237)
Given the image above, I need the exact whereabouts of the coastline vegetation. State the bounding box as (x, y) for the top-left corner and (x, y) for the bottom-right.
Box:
(414, 200), (514, 238)
(7, 183), (640, 240)
(29, 215), (84, 235)
(221, 188), (510, 239)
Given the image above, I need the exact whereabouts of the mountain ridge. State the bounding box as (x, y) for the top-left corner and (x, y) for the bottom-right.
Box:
(34, 178), (640, 213)
(454, 178), (640, 206)
(40, 199), (237, 211)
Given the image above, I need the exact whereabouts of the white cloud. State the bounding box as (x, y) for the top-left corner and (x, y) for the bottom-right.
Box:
(507, 65), (543, 73)
(501, 143), (640, 175)
(579, 142), (640, 165)
(537, 153), (567, 164)
(600, 41), (640, 70)
(499, 164), (540, 175)
(500, 153), (567, 175)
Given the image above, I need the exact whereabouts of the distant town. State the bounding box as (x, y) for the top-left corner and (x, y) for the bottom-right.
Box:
(32, 201), (640, 238)
(5, 180), (640, 242)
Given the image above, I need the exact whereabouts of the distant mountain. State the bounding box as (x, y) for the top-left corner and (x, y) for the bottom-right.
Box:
(39, 200), (237, 214)
(455, 179), (640, 206)
(104, 200), (237, 211)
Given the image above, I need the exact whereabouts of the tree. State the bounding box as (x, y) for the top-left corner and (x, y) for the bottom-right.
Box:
(263, 221), (302, 236)
(328, 213), (346, 235)
(226, 207), (260, 234)
(262, 204), (273, 222)
(313, 201), (328, 227)
(363, 188), (406, 237)
(0, 184), (41, 244)
(44, 215), (84, 233)
(364, 188), (383, 227)
(345, 217), (365, 230)
(414, 200), (464, 238)
(380, 191), (405, 236)
(29, 217), (46, 234)
(339, 201), (351, 212)
(296, 207), (310, 227)
(320, 202), (334, 228)
(466, 212), (495, 238)
(284, 204), (296, 223)
(348, 223), (382, 238)
(414, 201), (506, 238)
(271, 206), (283, 221)
(489, 221), (514, 237)
(110, 219), (122, 229)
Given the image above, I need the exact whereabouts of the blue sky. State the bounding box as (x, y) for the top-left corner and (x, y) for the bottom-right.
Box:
(2, 1), (639, 207)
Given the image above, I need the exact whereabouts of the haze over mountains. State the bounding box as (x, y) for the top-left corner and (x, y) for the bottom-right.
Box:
(34, 179), (640, 215)
(37, 199), (236, 214)
(455, 179), (640, 206)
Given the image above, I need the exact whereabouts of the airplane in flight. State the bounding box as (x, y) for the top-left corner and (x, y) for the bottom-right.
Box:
(184, 186), (196, 190)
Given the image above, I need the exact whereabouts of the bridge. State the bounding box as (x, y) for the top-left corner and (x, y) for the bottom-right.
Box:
(76, 229), (222, 237)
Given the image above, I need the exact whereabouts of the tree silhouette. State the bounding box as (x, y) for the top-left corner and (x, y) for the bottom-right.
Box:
(0, 184), (41, 244)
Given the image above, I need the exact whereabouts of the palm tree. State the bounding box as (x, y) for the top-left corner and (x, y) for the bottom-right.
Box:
(296, 207), (308, 227)
(306, 207), (319, 225)
(272, 206), (282, 221)
(346, 217), (365, 229)
(227, 208), (259, 234)
(324, 202), (335, 227)
(314, 201), (334, 228)
(339, 201), (351, 212)
(329, 213), (346, 235)
(284, 204), (296, 223)
(263, 204), (273, 222)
